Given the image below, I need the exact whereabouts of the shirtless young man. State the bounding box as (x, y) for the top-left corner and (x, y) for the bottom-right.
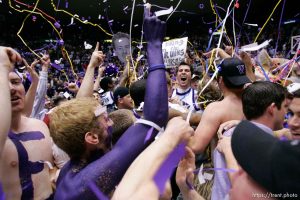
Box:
(189, 58), (251, 199)
(191, 58), (251, 153)
(0, 54), (54, 199)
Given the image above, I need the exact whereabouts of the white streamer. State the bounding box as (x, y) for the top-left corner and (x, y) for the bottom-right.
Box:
(166, 0), (183, 22)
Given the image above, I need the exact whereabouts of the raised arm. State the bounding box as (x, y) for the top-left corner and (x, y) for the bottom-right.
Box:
(176, 147), (205, 200)
(189, 102), (222, 153)
(93, 64), (105, 91)
(143, 4), (168, 126)
(112, 117), (194, 200)
(240, 51), (255, 82)
(30, 55), (50, 119)
(22, 58), (40, 117)
(0, 46), (22, 154)
(82, 5), (169, 195)
(76, 43), (105, 98)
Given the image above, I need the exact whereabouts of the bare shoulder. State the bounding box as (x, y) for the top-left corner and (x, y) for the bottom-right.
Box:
(21, 116), (51, 137)
(202, 101), (224, 117)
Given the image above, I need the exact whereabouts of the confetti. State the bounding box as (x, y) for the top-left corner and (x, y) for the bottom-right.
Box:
(244, 23), (258, 27)
(155, 6), (173, 17)
(84, 41), (93, 49)
(198, 4), (204, 9)
(32, 15), (37, 22)
(54, 22), (61, 29)
(54, 58), (63, 64)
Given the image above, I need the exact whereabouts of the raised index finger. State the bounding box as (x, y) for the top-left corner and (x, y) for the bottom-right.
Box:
(94, 42), (99, 52)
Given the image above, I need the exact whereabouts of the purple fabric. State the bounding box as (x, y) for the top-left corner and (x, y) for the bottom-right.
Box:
(8, 131), (45, 141)
(87, 181), (109, 200)
(153, 143), (185, 194)
(26, 72), (32, 83)
(144, 127), (154, 144)
(50, 63), (62, 71)
(54, 8), (168, 200)
(0, 183), (5, 200)
(186, 178), (194, 190)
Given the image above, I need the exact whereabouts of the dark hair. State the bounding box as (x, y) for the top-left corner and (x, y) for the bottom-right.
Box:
(100, 77), (113, 92)
(222, 76), (244, 89)
(112, 32), (130, 49)
(242, 81), (287, 120)
(52, 95), (66, 107)
(292, 89), (300, 98)
(176, 62), (194, 75)
(129, 79), (146, 108)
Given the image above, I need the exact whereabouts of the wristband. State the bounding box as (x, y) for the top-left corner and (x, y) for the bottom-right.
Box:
(148, 64), (166, 73)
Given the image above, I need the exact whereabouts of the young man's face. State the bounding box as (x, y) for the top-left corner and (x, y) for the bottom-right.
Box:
(176, 65), (192, 90)
(96, 111), (114, 150)
(9, 72), (25, 113)
(288, 97), (300, 139)
(191, 79), (200, 90)
(119, 94), (134, 110)
(273, 98), (290, 131)
(114, 37), (130, 64)
(93, 92), (100, 102)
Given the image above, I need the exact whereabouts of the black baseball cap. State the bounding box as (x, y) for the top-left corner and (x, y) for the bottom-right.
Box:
(113, 87), (129, 103)
(232, 120), (300, 196)
(218, 58), (251, 86)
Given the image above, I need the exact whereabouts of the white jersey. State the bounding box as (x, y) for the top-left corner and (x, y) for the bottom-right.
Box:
(171, 87), (200, 111)
(101, 91), (114, 107)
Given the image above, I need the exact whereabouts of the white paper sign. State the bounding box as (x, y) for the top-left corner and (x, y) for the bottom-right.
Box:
(162, 37), (188, 68)
(241, 39), (272, 52)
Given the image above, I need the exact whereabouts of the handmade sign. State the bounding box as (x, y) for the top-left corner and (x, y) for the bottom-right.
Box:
(162, 37), (188, 68)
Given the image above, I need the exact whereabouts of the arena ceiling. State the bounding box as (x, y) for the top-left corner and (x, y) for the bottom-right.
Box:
(0, 0), (299, 39)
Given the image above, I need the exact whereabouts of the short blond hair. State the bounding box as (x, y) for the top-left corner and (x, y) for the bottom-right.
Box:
(109, 109), (135, 145)
(49, 98), (103, 159)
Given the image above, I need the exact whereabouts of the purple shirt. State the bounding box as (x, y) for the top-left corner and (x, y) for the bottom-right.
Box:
(212, 121), (273, 200)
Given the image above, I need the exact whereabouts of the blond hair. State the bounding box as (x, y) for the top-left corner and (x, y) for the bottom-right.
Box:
(49, 98), (103, 159)
(109, 109), (135, 145)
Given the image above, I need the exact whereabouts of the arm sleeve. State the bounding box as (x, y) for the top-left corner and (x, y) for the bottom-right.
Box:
(82, 44), (168, 196)
(30, 71), (48, 119)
